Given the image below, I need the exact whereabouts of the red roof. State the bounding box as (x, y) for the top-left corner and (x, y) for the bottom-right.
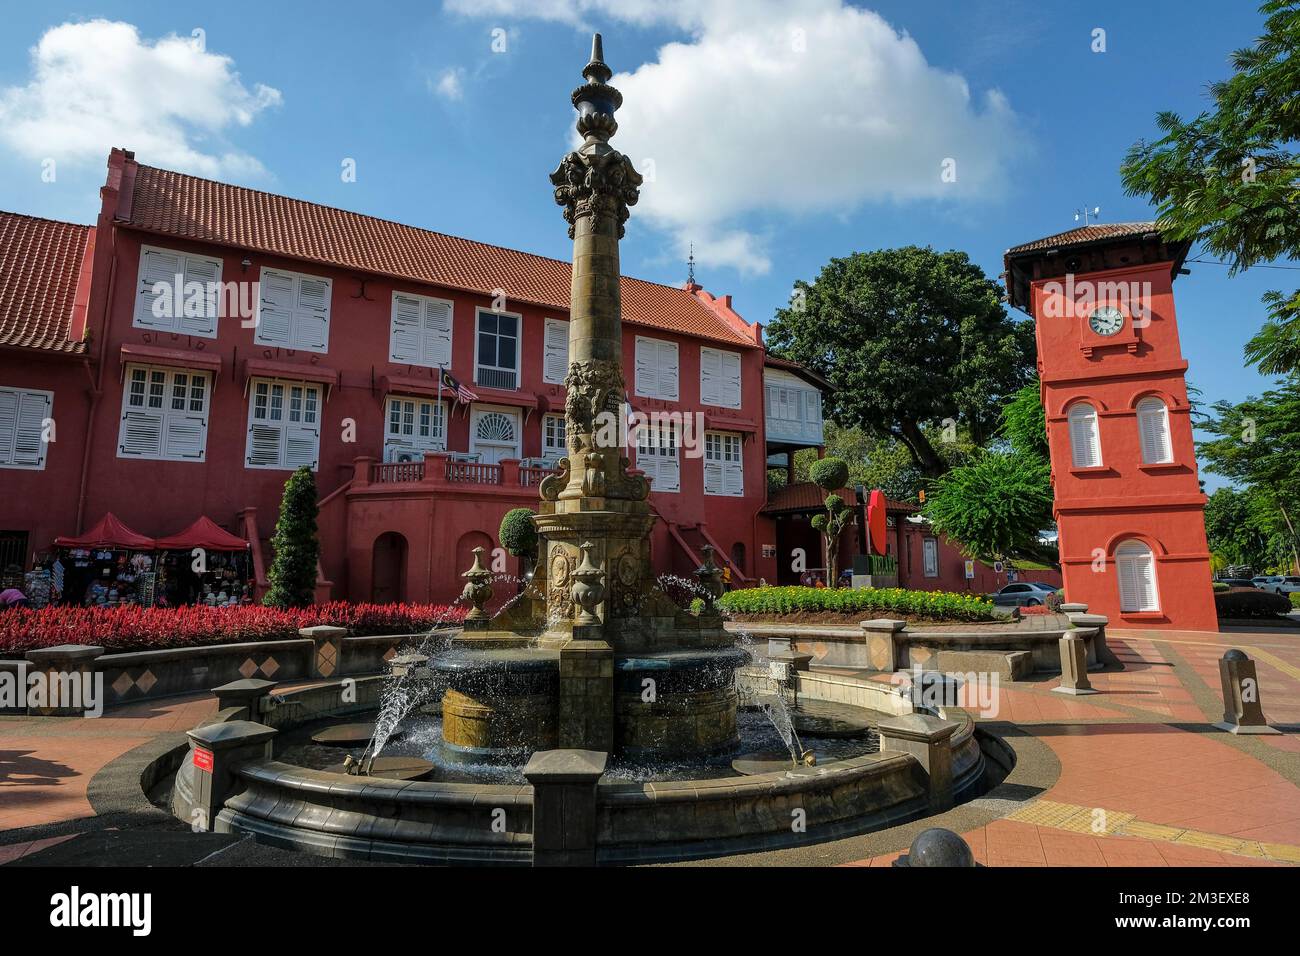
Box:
(155, 516), (249, 552)
(123, 163), (756, 347)
(1004, 222), (1157, 255)
(54, 513), (155, 550)
(0, 211), (91, 354)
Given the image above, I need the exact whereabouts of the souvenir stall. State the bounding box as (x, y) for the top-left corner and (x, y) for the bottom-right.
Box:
(52, 513), (158, 607)
(154, 517), (254, 608)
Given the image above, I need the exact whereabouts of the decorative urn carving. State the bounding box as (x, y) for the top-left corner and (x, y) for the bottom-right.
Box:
(569, 541), (606, 625)
(460, 546), (494, 621)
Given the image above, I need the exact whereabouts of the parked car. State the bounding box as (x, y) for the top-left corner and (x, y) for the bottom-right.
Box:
(988, 582), (1059, 607)
(1252, 575), (1300, 595)
(1217, 578), (1258, 589)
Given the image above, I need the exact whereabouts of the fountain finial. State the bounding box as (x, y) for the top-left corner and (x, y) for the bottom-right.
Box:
(583, 33), (612, 84)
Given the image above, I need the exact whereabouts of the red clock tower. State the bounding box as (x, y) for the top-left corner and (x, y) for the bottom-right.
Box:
(1005, 223), (1217, 632)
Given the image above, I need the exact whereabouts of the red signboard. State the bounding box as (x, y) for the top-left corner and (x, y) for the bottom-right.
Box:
(193, 747), (214, 773)
(868, 490), (888, 555)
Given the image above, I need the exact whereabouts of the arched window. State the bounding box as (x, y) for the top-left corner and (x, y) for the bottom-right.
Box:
(1067, 403), (1102, 468)
(1115, 539), (1159, 612)
(1136, 397), (1173, 464)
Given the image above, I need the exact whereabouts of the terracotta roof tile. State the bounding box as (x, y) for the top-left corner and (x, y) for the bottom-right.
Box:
(125, 165), (756, 347)
(1004, 222), (1158, 255)
(0, 211), (90, 354)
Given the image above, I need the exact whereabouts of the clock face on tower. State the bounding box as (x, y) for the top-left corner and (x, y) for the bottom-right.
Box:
(1089, 305), (1125, 337)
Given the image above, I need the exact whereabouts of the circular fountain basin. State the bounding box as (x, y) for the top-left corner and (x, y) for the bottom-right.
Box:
(430, 648), (561, 763)
(614, 646), (751, 759)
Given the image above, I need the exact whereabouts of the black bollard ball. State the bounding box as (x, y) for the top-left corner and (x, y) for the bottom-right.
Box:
(901, 827), (976, 867)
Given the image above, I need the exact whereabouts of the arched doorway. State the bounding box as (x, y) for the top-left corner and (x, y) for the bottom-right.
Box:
(371, 532), (408, 604)
(730, 541), (747, 579)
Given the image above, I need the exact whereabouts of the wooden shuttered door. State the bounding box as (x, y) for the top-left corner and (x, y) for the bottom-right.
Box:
(1137, 398), (1173, 464)
(1116, 540), (1159, 612)
(118, 366), (210, 462)
(701, 348), (741, 408)
(257, 269), (331, 352)
(384, 396), (446, 461)
(544, 319), (569, 384)
(636, 421), (680, 493)
(134, 247), (222, 336)
(390, 293), (453, 368)
(0, 387), (52, 469)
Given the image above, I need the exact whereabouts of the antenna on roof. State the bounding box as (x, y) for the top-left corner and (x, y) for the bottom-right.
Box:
(687, 243), (696, 286)
(1073, 204), (1101, 226)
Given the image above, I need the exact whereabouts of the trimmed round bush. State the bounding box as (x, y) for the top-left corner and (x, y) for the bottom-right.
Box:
(809, 457), (850, 492)
(499, 508), (538, 559)
(1215, 589), (1292, 620)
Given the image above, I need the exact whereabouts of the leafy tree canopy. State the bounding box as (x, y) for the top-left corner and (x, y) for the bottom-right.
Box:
(921, 451), (1055, 565)
(1120, 1), (1300, 375)
(766, 246), (1035, 477)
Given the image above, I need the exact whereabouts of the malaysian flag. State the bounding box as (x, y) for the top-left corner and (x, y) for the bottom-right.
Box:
(439, 368), (478, 404)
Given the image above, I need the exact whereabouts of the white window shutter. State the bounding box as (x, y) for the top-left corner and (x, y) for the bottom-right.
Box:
(1068, 404), (1101, 468)
(635, 338), (656, 397)
(704, 460), (723, 495)
(659, 342), (679, 400)
(390, 294), (422, 362)
(1, 389), (51, 468)
(1116, 541), (1159, 612)
(163, 413), (207, 460)
(258, 272), (294, 345)
(121, 410), (164, 458)
(659, 454), (680, 493)
(179, 255), (220, 336)
(544, 319), (569, 384)
(722, 351), (741, 408)
(135, 249), (180, 329)
(285, 421), (319, 469)
(0, 390), (16, 463)
(293, 277), (331, 350)
(701, 348), (721, 405)
(423, 299), (453, 368)
(1137, 399), (1172, 464)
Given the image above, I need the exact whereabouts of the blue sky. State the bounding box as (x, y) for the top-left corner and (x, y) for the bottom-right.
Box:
(0, 1), (1288, 489)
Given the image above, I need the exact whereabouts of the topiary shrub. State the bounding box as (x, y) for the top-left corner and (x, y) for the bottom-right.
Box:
(809, 457), (850, 492)
(1214, 589), (1292, 620)
(499, 508), (539, 582)
(808, 457), (853, 586)
(264, 466), (320, 609)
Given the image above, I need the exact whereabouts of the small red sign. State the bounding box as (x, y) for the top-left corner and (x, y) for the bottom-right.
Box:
(193, 747), (214, 773)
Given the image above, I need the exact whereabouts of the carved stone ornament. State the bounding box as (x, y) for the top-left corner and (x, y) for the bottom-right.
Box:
(539, 457), (570, 501)
(550, 149), (642, 239)
(564, 361), (624, 448)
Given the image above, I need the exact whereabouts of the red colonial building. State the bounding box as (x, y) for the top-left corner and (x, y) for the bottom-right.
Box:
(0, 148), (808, 603)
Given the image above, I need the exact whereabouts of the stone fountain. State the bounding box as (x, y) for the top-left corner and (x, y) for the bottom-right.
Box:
(432, 34), (746, 763)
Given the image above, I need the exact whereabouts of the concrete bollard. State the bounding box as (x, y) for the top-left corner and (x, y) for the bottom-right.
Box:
(300, 625), (347, 678)
(1065, 612), (1115, 666)
(186, 720), (279, 833)
(212, 678), (278, 719)
(1053, 633), (1097, 695)
(1214, 649), (1280, 735)
(877, 713), (958, 811)
(23, 644), (104, 716)
(892, 827), (977, 867)
(523, 749), (608, 867)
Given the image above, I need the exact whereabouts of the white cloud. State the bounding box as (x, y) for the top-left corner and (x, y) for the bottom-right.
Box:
(431, 67), (466, 101)
(445, 0), (1022, 276)
(0, 20), (281, 179)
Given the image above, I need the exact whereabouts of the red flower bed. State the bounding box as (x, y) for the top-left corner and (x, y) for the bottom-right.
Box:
(0, 601), (466, 655)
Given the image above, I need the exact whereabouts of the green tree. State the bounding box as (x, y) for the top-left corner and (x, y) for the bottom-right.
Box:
(1196, 378), (1300, 572)
(263, 466), (320, 608)
(766, 246), (1035, 477)
(1203, 486), (1283, 571)
(499, 508), (539, 580)
(808, 457), (853, 586)
(922, 451), (1055, 566)
(999, 380), (1050, 460)
(1120, 1), (1300, 375)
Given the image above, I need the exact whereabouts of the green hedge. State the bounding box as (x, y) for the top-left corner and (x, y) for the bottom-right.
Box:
(1215, 589), (1292, 620)
(1292, 591), (1300, 610)
(717, 585), (997, 622)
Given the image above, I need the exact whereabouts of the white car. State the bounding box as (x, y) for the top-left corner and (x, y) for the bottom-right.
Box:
(1252, 575), (1300, 595)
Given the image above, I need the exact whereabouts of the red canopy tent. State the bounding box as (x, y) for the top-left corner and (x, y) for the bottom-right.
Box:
(54, 513), (156, 550)
(155, 517), (249, 552)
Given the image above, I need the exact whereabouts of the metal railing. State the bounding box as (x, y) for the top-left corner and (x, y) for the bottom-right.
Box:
(445, 460), (502, 484)
(475, 366), (517, 390)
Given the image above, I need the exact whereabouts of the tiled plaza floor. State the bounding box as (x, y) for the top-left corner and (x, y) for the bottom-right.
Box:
(1, 629), (1298, 866)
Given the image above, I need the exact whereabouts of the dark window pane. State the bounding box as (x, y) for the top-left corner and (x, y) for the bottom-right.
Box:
(498, 336), (516, 371)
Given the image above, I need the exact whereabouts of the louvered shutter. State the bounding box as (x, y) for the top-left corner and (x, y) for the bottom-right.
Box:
(0, 388), (51, 467)
(720, 351), (741, 408)
(658, 341), (679, 400)
(1137, 399), (1172, 464)
(179, 255), (220, 336)
(258, 272), (294, 345)
(701, 349), (721, 405)
(390, 294), (423, 362)
(704, 459), (723, 494)
(422, 299), (453, 368)
(120, 408), (164, 458)
(635, 338), (656, 397)
(544, 319), (569, 384)
(1116, 541), (1159, 612)
(724, 436), (744, 495)
(135, 249), (181, 329)
(293, 277), (331, 350)
(1068, 404), (1101, 468)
